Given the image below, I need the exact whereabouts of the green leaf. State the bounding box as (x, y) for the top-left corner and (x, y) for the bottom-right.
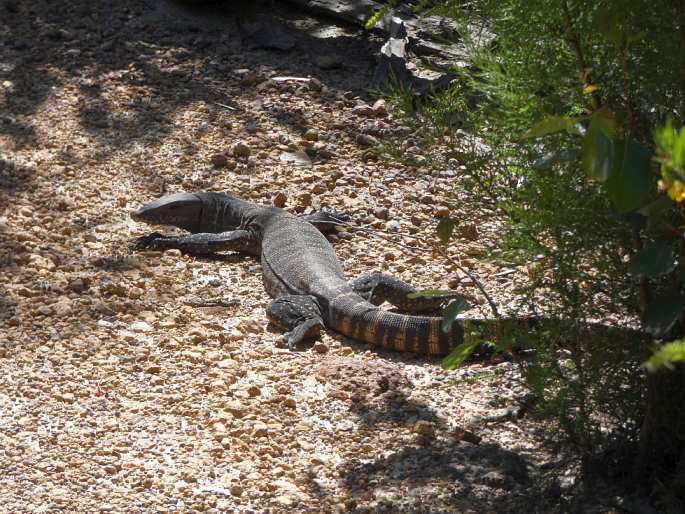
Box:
(407, 289), (459, 299)
(441, 340), (479, 370)
(437, 217), (456, 244)
(628, 243), (676, 277)
(441, 298), (470, 333)
(522, 116), (579, 139)
(642, 294), (685, 337)
(645, 340), (685, 372)
(605, 139), (653, 212)
(582, 117), (615, 181)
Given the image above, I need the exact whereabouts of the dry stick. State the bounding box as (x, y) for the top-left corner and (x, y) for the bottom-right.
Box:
(329, 217), (501, 320)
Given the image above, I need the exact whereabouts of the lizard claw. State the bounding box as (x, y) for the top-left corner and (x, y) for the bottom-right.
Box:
(131, 232), (166, 251)
(281, 318), (324, 350)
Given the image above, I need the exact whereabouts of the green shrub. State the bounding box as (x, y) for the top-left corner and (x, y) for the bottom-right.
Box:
(376, 0), (685, 493)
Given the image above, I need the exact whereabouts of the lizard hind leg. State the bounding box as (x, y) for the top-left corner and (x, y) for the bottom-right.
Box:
(298, 209), (350, 234)
(265, 295), (325, 348)
(350, 272), (463, 313)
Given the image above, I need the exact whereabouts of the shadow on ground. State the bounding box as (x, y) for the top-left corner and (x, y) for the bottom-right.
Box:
(301, 356), (564, 513)
(0, 0), (380, 217)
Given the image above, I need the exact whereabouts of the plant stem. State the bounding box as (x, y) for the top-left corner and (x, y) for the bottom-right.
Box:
(561, 1), (602, 110)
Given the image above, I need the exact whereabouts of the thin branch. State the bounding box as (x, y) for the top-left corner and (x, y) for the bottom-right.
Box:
(561, 1), (602, 110)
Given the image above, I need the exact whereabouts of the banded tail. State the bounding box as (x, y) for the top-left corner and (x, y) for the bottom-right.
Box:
(327, 293), (463, 355)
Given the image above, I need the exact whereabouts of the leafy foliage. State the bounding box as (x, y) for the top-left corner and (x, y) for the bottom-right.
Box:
(376, 0), (685, 490)
(646, 340), (685, 372)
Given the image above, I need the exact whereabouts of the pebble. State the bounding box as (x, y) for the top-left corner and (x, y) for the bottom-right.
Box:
(459, 223), (480, 241)
(413, 420), (435, 436)
(311, 182), (327, 194)
(303, 129), (319, 141)
(225, 401), (246, 418)
(128, 320), (154, 333)
(373, 207), (389, 220)
(232, 141), (251, 158)
(355, 134), (378, 147)
(211, 153), (228, 168)
(351, 104), (375, 116)
(434, 206), (450, 218)
(279, 151), (312, 167)
(312, 342), (328, 354)
(385, 220), (401, 231)
(298, 193), (312, 207)
(372, 99), (387, 115)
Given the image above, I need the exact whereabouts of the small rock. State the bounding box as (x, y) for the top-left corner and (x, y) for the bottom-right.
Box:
(67, 277), (89, 293)
(413, 420), (435, 436)
(238, 318), (263, 334)
(459, 223), (479, 241)
(130, 321), (153, 333)
(52, 300), (72, 317)
(210, 379), (226, 390)
(351, 104), (375, 116)
(104, 465), (118, 475)
(272, 192), (287, 208)
(231, 142), (251, 158)
(434, 206), (450, 218)
(230, 484), (243, 497)
(383, 252), (395, 261)
(146, 364), (161, 374)
(128, 286), (144, 300)
(279, 151), (312, 167)
(372, 99), (387, 116)
(373, 207), (389, 220)
(385, 220), (401, 232)
(211, 153), (228, 168)
(311, 182), (327, 194)
(212, 422), (228, 438)
(299, 193), (312, 207)
(482, 471), (512, 490)
(252, 421), (269, 437)
(217, 358), (238, 369)
(312, 342), (328, 354)
(303, 129), (319, 142)
(356, 134), (378, 147)
(225, 401), (245, 418)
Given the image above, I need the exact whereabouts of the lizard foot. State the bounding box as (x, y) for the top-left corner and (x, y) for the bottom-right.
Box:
(282, 318), (325, 349)
(130, 232), (168, 252)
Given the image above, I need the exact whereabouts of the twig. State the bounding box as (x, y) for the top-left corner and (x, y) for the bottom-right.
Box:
(561, 1), (602, 110)
(214, 102), (237, 111)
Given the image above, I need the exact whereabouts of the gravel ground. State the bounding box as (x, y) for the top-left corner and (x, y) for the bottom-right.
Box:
(0, 1), (602, 512)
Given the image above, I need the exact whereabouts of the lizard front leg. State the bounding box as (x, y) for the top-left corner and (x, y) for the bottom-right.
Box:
(266, 295), (325, 348)
(298, 210), (350, 235)
(132, 230), (259, 255)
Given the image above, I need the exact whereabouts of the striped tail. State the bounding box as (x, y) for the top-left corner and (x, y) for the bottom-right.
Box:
(327, 293), (463, 355)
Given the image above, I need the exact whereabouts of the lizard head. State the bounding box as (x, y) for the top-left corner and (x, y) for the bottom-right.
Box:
(131, 192), (205, 232)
